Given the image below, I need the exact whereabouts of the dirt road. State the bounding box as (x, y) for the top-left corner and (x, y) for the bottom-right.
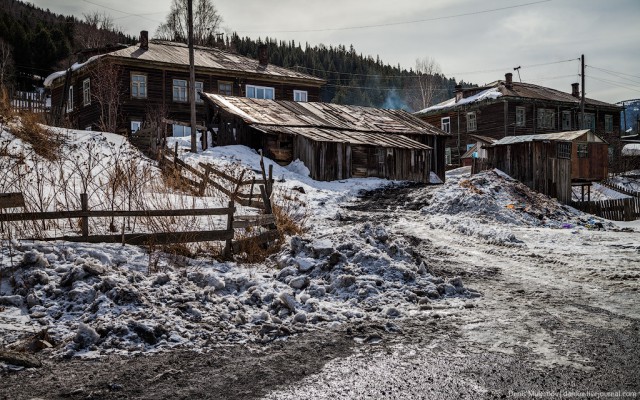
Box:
(1, 184), (639, 399)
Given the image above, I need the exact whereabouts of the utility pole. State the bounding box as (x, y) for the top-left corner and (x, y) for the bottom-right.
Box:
(580, 54), (585, 130)
(188, 0), (197, 152)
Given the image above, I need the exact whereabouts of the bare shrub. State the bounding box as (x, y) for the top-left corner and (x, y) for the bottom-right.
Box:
(12, 112), (62, 161)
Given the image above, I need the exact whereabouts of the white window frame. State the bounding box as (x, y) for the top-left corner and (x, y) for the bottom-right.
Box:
(131, 73), (147, 99)
(246, 84), (275, 100)
(515, 107), (525, 127)
(293, 90), (308, 102)
(195, 81), (204, 103)
(562, 111), (572, 131)
(172, 124), (191, 137)
(445, 147), (452, 165)
(604, 115), (613, 133)
(67, 86), (73, 112)
(441, 116), (451, 133)
(82, 78), (91, 106)
(466, 112), (477, 132)
(131, 120), (142, 133)
(173, 79), (187, 102)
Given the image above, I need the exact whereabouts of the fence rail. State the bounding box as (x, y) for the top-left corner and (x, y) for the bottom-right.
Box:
(600, 180), (640, 198)
(571, 197), (640, 221)
(10, 90), (48, 113)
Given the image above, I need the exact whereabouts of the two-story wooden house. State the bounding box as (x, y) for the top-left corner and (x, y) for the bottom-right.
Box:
(44, 31), (325, 138)
(414, 73), (623, 169)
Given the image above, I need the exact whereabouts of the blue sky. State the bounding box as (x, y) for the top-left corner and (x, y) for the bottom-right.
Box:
(31, 0), (640, 103)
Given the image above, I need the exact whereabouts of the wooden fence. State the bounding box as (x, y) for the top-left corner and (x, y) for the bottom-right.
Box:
(600, 180), (640, 198)
(571, 197), (640, 221)
(10, 90), (48, 114)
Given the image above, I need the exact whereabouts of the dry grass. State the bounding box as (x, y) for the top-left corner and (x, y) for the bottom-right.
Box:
(0, 87), (14, 123)
(12, 112), (62, 161)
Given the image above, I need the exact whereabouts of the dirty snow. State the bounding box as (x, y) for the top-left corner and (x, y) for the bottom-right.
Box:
(416, 87), (502, 114)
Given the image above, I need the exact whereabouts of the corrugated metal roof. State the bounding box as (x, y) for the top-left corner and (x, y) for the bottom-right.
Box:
(203, 94), (449, 136)
(469, 134), (497, 144)
(252, 125), (432, 150)
(416, 80), (621, 115)
(47, 40), (324, 86)
(491, 130), (605, 145)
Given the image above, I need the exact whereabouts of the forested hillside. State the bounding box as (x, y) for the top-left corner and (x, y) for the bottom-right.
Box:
(0, 0), (135, 89)
(230, 34), (474, 111)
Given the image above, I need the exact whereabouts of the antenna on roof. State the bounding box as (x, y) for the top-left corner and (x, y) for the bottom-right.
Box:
(513, 66), (522, 82)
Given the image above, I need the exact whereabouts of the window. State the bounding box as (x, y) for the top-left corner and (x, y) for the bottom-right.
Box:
(557, 142), (571, 159)
(515, 107), (525, 127)
(293, 90), (308, 102)
(466, 112), (476, 132)
(173, 79), (187, 102)
(579, 113), (595, 131)
(195, 81), (203, 103)
(67, 86), (73, 112)
(218, 81), (233, 95)
(131, 74), (147, 98)
(172, 124), (191, 137)
(577, 143), (588, 158)
(445, 147), (452, 165)
(131, 120), (142, 133)
(605, 115), (613, 133)
(562, 111), (572, 131)
(441, 117), (451, 133)
(537, 109), (555, 129)
(82, 78), (90, 106)
(246, 84), (274, 100)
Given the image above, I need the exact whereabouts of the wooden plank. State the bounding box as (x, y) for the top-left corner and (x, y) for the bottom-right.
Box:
(0, 207), (232, 222)
(0, 193), (25, 209)
(232, 214), (275, 229)
(41, 229), (233, 245)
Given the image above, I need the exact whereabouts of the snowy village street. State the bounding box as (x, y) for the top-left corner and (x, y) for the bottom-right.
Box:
(1, 166), (639, 400)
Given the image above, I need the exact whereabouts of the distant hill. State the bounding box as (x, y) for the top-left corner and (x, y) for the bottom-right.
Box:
(0, 0), (135, 90)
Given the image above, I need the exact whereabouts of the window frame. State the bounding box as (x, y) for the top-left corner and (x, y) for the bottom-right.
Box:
(172, 79), (188, 102)
(246, 84), (275, 100)
(131, 73), (147, 99)
(577, 142), (588, 158)
(537, 108), (556, 130)
(218, 81), (233, 96)
(445, 147), (452, 165)
(579, 112), (595, 131)
(557, 142), (571, 159)
(172, 124), (191, 137)
(604, 115), (613, 133)
(67, 85), (73, 112)
(131, 120), (142, 133)
(466, 111), (477, 132)
(441, 116), (451, 133)
(82, 78), (91, 106)
(293, 90), (308, 102)
(562, 111), (572, 131)
(515, 106), (525, 127)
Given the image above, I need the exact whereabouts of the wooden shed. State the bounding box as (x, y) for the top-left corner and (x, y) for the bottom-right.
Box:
(486, 130), (609, 203)
(202, 94), (449, 183)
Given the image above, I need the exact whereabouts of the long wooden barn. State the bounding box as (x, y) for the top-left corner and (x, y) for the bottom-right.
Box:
(201, 94), (450, 183)
(486, 130), (608, 203)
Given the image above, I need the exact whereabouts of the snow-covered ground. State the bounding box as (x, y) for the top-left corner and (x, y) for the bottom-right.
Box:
(1, 127), (638, 369)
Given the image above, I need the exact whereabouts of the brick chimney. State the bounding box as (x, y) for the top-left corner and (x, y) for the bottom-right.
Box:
(505, 72), (513, 89)
(140, 30), (149, 50)
(258, 44), (268, 66)
(455, 85), (463, 102)
(571, 83), (580, 98)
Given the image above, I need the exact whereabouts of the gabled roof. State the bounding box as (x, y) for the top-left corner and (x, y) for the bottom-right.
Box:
(45, 40), (324, 87)
(416, 79), (621, 115)
(469, 134), (497, 144)
(491, 130), (606, 145)
(202, 93), (449, 137)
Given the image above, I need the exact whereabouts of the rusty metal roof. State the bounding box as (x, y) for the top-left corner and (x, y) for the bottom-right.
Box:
(47, 40), (324, 86)
(252, 125), (432, 149)
(203, 94), (449, 136)
(492, 130), (606, 145)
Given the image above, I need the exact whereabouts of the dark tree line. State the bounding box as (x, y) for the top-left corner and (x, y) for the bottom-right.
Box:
(0, 0), (135, 90)
(229, 33), (474, 111)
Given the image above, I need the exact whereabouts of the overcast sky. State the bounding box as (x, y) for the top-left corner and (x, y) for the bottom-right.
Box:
(30, 0), (640, 104)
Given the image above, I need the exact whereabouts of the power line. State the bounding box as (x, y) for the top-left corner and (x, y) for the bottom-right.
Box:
(586, 65), (640, 86)
(587, 65), (640, 80)
(82, 0), (164, 24)
(587, 75), (640, 94)
(235, 0), (553, 34)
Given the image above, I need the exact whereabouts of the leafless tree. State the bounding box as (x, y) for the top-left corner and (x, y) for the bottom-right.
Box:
(75, 12), (122, 49)
(91, 60), (123, 133)
(0, 39), (14, 89)
(410, 57), (443, 112)
(155, 0), (223, 46)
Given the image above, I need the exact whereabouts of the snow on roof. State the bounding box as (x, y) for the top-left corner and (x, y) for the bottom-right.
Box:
(43, 55), (103, 87)
(491, 130), (602, 145)
(622, 143), (640, 156)
(416, 87), (502, 114)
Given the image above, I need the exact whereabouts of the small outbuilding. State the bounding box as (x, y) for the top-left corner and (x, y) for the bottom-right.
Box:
(486, 130), (608, 203)
(201, 94), (449, 183)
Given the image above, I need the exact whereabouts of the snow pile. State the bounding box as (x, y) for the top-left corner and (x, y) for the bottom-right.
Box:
(415, 168), (588, 228)
(417, 87), (502, 114)
(608, 174), (640, 194)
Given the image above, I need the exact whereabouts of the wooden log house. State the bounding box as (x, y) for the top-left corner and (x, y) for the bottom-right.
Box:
(44, 31), (325, 139)
(415, 73), (623, 170)
(201, 94), (450, 183)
